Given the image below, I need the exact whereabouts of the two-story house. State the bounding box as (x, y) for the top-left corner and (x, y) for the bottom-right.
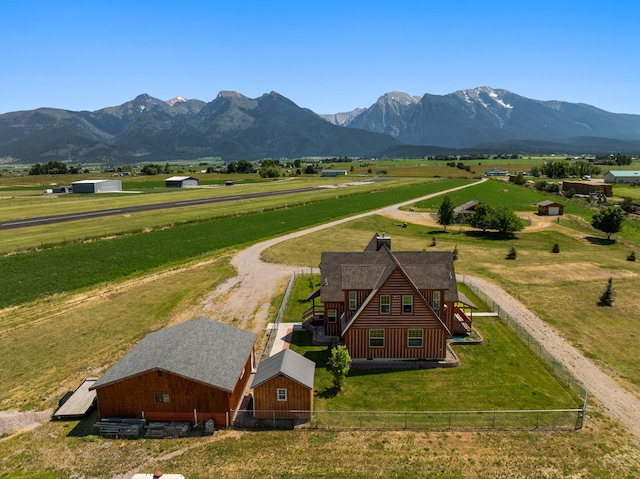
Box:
(318, 233), (472, 362)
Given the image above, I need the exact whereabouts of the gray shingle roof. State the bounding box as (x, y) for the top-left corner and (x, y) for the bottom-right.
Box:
(91, 318), (257, 393)
(252, 349), (315, 389)
(321, 242), (458, 303)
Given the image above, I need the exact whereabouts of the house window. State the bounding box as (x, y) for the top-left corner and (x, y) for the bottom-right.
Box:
(380, 295), (390, 314)
(277, 388), (288, 401)
(349, 291), (357, 310)
(402, 295), (413, 314)
(327, 309), (337, 323)
(154, 393), (170, 403)
(408, 329), (424, 347)
(433, 291), (441, 310)
(369, 329), (384, 348)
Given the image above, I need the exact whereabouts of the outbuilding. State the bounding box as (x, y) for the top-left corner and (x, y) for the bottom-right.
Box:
(72, 179), (122, 193)
(321, 169), (347, 177)
(251, 349), (315, 420)
(90, 318), (257, 427)
(537, 200), (564, 216)
(604, 171), (640, 184)
(165, 176), (199, 188)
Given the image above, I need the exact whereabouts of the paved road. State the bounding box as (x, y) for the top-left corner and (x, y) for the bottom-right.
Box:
(0, 183), (365, 230)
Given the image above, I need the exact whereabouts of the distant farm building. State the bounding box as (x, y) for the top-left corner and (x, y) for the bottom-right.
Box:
(321, 169), (347, 177)
(72, 179), (122, 193)
(165, 176), (199, 188)
(604, 171), (640, 184)
(562, 180), (612, 197)
(537, 200), (564, 216)
(252, 349), (315, 420)
(485, 168), (509, 177)
(454, 200), (481, 220)
(90, 318), (257, 427)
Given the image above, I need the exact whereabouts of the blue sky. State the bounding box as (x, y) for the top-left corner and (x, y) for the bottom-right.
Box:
(2, 1), (638, 115)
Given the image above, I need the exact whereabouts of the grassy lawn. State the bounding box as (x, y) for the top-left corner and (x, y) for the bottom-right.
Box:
(289, 321), (578, 412)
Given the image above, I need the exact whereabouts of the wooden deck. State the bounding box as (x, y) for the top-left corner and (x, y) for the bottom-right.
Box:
(53, 377), (98, 419)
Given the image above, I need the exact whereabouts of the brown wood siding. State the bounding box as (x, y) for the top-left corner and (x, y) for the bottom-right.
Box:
(95, 351), (253, 427)
(323, 302), (343, 337)
(253, 374), (313, 419)
(345, 327), (447, 360)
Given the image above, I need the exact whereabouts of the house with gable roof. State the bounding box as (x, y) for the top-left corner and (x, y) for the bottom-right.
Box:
(316, 233), (474, 362)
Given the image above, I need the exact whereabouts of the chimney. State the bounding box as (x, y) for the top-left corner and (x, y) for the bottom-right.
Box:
(376, 233), (391, 251)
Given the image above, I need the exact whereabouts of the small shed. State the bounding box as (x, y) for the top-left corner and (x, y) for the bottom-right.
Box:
(165, 176), (199, 188)
(454, 200), (481, 219)
(72, 179), (122, 193)
(537, 200), (564, 216)
(252, 349), (315, 420)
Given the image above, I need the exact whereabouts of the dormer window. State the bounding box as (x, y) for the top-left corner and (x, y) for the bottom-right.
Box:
(349, 291), (357, 310)
(433, 291), (441, 310)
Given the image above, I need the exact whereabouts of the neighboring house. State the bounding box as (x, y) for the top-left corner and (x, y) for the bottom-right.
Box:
(165, 176), (199, 188)
(251, 349), (315, 420)
(454, 200), (481, 220)
(90, 317), (257, 427)
(484, 168), (508, 176)
(315, 234), (473, 363)
(604, 170), (640, 184)
(321, 169), (347, 177)
(537, 200), (564, 216)
(72, 179), (122, 193)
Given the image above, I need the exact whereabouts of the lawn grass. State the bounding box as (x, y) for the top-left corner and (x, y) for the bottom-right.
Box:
(288, 317), (578, 412)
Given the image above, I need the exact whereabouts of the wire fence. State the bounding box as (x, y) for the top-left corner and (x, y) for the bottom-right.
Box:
(460, 275), (588, 403)
(235, 408), (584, 431)
(255, 270), (587, 431)
(261, 268), (317, 361)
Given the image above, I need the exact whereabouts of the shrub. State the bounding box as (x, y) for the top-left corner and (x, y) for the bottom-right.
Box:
(452, 244), (459, 261)
(598, 277), (615, 307)
(552, 243), (560, 253)
(628, 251), (636, 262)
(506, 247), (517, 260)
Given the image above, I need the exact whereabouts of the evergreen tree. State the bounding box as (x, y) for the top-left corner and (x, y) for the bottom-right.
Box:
(598, 277), (615, 307)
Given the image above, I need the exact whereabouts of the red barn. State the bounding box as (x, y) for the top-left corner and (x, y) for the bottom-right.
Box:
(90, 318), (256, 427)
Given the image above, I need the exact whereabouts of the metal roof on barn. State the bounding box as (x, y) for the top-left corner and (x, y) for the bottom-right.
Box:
(91, 318), (257, 393)
(251, 349), (315, 389)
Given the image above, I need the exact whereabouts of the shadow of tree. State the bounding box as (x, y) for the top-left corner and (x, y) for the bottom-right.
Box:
(464, 231), (517, 241)
(316, 387), (339, 399)
(585, 236), (615, 245)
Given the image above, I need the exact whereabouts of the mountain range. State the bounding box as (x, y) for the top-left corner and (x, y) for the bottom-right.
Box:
(2, 87), (640, 164)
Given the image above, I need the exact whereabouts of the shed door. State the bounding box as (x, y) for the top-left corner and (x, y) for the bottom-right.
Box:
(548, 207), (560, 215)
